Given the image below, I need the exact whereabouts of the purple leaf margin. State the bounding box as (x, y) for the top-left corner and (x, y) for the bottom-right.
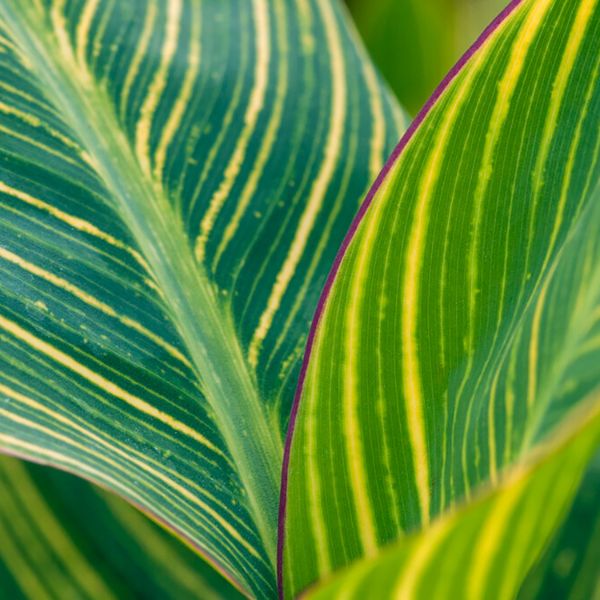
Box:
(276, 0), (526, 596)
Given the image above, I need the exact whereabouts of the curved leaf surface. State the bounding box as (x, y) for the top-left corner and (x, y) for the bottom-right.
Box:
(282, 0), (600, 594)
(0, 0), (405, 596)
(518, 449), (600, 600)
(304, 394), (600, 600)
(0, 455), (241, 599)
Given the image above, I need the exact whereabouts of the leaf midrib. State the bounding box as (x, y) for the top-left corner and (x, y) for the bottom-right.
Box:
(0, 0), (281, 578)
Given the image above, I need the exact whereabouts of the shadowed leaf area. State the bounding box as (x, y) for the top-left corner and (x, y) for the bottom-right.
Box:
(0, 455), (244, 599)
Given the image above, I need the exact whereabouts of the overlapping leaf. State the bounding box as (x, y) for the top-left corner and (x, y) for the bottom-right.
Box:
(304, 393), (600, 600)
(0, 0), (405, 596)
(0, 456), (241, 599)
(282, 0), (600, 595)
(346, 0), (457, 113)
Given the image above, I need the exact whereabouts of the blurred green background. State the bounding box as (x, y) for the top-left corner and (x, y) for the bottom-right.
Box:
(346, 0), (508, 114)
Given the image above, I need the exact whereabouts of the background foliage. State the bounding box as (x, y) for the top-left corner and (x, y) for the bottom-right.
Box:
(346, 0), (508, 113)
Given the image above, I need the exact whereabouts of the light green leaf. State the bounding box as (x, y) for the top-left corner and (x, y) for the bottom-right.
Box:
(282, 0), (600, 594)
(303, 393), (600, 600)
(0, 0), (405, 596)
(0, 455), (242, 599)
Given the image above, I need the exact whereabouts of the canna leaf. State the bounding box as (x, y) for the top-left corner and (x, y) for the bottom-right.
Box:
(281, 0), (600, 595)
(0, 455), (242, 599)
(303, 392), (600, 600)
(0, 0), (405, 596)
(345, 0), (458, 114)
(517, 449), (600, 600)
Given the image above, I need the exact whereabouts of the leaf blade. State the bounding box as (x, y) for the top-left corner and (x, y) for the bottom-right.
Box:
(0, 455), (243, 600)
(281, 0), (600, 594)
(0, 0), (406, 596)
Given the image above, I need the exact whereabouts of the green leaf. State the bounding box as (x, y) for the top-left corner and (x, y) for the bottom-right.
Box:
(303, 393), (600, 600)
(0, 455), (242, 599)
(281, 0), (600, 594)
(0, 0), (405, 596)
(518, 449), (600, 600)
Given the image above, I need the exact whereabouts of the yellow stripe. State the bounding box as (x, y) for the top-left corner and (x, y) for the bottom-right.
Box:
(120, 2), (158, 119)
(184, 17), (251, 222)
(0, 426), (145, 501)
(393, 518), (453, 599)
(0, 32), (22, 57)
(0, 382), (246, 531)
(3, 459), (117, 600)
(531, 0), (598, 204)
(74, 0), (100, 86)
(0, 122), (83, 167)
(362, 59), (386, 184)
(375, 206), (403, 530)
(527, 279), (550, 409)
(247, 0), (346, 368)
(343, 179), (393, 554)
(400, 97), (466, 520)
(503, 328), (522, 464)
(0, 100), (82, 151)
(0, 180), (151, 273)
(0, 80), (50, 111)
(0, 246), (191, 367)
(466, 477), (526, 600)
(467, 0), (552, 348)
(195, 0), (271, 263)
(213, 2), (289, 268)
(487, 370), (501, 484)
(50, 0), (76, 66)
(153, 8), (201, 182)
(306, 333), (331, 573)
(540, 34), (600, 274)
(136, 0), (182, 177)
(0, 314), (216, 452)
(0, 403), (259, 560)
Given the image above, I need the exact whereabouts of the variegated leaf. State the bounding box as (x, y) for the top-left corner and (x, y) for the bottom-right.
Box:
(0, 0), (405, 596)
(281, 0), (600, 595)
(304, 393), (600, 600)
(0, 455), (242, 599)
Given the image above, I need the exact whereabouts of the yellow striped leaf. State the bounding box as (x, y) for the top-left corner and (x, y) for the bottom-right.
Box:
(0, 1), (406, 596)
(518, 449), (600, 600)
(0, 455), (242, 599)
(304, 393), (600, 600)
(281, 0), (600, 595)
